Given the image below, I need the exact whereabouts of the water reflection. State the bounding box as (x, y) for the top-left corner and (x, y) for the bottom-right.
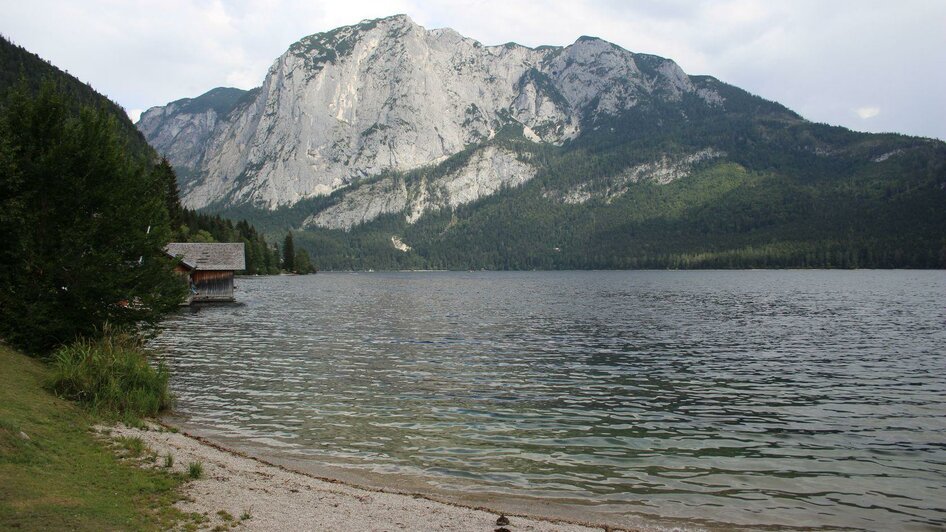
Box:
(151, 271), (946, 529)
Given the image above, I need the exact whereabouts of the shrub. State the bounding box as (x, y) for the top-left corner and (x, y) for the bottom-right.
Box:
(49, 331), (171, 420)
(188, 461), (203, 479)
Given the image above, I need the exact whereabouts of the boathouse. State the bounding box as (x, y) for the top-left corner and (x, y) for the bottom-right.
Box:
(165, 243), (245, 303)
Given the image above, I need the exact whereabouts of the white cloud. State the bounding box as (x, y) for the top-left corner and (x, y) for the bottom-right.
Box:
(856, 107), (880, 120)
(2, 0), (944, 139)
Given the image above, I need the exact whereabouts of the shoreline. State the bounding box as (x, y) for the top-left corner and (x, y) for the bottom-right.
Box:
(108, 422), (640, 531)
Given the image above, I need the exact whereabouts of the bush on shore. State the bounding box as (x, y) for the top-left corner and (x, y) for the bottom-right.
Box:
(49, 331), (171, 421)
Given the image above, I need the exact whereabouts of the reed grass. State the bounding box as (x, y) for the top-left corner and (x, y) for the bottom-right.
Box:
(48, 330), (172, 421)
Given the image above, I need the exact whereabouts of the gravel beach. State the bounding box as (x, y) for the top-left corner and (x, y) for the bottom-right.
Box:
(107, 423), (612, 531)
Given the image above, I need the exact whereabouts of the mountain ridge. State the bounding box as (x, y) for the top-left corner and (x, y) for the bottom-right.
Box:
(139, 14), (732, 210)
(138, 15), (946, 269)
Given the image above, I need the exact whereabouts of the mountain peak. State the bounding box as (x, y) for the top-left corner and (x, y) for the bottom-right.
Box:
(359, 13), (418, 30)
(139, 16), (729, 210)
(372, 13), (414, 24)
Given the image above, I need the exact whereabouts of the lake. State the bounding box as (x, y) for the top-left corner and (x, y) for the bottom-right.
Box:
(150, 271), (946, 530)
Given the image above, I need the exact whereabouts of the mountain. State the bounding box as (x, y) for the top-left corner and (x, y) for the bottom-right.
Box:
(138, 14), (731, 210)
(139, 15), (946, 269)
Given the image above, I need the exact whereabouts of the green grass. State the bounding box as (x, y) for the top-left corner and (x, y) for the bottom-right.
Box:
(188, 461), (204, 479)
(116, 435), (145, 457)
(0, 344), (195, 530)
(48, 332), (172, 423)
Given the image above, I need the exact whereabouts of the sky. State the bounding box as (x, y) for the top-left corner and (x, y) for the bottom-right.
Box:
(2, 0), (944, 140)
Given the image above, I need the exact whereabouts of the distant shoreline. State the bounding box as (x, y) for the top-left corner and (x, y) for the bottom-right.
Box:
(240, 267), (942, 275)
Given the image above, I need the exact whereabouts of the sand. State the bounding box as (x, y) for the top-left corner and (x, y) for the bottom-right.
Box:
(106, 422), (611, 531)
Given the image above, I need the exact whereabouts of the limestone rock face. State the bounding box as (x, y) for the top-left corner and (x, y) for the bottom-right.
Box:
(544, 149), (726, 205)
(139, 15), (722, 217)
(303, 146), (535, 231)
(137, 87), (249, 175)
(136, 106), (217, 168)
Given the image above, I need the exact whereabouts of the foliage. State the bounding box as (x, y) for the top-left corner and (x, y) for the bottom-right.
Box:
(0, 35), (153, 158)
(0, 38), (208, 532)
(280, 231), (316, 273)
(154, 158), (182, 227)
(49, 331), (171, 422)
(1, 36), (280, 291)
(188, 461), (203, 479)
(294, 248), (316, 274)
(174, 210), (281, 274)
(283, 232), (295, 272)
(0, 82), (187, 352)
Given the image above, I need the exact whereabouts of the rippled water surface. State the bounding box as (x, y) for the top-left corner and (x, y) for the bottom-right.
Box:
(151, 271), (946, 530)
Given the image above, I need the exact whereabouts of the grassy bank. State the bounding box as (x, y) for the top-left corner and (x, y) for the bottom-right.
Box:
(0, 344), (189, 530)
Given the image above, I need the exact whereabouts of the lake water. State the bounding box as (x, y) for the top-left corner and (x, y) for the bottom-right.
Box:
(150, 271), (946, 530)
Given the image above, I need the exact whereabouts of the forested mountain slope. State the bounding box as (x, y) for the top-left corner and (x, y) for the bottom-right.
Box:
(0, 36), (281, 275)
(1, 35), (154, 157)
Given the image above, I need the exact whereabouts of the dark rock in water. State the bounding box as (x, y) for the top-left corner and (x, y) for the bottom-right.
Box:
(496, 515), (510, 526)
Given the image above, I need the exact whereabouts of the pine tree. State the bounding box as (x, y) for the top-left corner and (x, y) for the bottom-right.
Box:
(0, 82), (186, 352)
(282, 232), (295, 272)
(154, 158), (181, 227)
(294, 249), (314, 274)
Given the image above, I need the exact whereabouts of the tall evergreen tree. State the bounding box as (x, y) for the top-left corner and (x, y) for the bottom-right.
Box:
(155, 158), (181, 227)
(282, 232), (295, 272)
(0, 82), (186, 352)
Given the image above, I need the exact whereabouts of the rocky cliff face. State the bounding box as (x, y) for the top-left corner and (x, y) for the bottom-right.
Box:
(545, 148), (726, 205)
(139, 14), (722, 217)
(303, 146), (536, 230)
(137, 87), (249, 173)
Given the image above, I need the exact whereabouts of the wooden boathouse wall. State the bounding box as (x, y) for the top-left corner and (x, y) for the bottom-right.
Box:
(192, 270), (235, 302)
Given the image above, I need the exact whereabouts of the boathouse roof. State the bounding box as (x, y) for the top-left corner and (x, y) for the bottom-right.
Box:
(165, 242), (246, 271)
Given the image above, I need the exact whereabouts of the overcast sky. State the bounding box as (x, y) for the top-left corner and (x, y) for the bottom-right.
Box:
(2, 0), (944, 140)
